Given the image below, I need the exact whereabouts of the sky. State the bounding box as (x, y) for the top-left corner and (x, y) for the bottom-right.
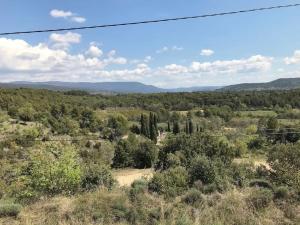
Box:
(1, 0), (300, 88)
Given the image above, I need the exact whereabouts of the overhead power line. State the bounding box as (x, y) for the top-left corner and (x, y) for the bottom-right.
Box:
(0, 3), (300, 36)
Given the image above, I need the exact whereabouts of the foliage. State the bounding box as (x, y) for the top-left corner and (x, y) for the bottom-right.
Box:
(268, 143), (300, 192)
(0, 202), (22, 217)
(189, 156), (216, 185)
(107, 114), (129, 138)
(14, 143), (82, 199)
(134, 140), (158, 168)
(81, 164), (115, 190)
(149, 167), (189, 198)
(181, 188), (204, 206)
(247, 189), (273, 210)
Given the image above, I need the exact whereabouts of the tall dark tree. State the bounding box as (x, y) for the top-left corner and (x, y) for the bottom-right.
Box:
(173, 121), (180, 134)
(185, 120), (189, 134)
(167, 121), (171, 132)
(189, 119), (194, 134)
(140, 114), (149, 137)
(149, 112), (158, 143)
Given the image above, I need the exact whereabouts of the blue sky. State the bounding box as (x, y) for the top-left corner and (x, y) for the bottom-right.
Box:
(1, 0), (300, 87)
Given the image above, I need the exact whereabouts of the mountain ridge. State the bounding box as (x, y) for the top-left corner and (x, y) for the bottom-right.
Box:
(0, 81), (221, 93)
(219, 78), (300, 91)
(1, 78), (300, 93)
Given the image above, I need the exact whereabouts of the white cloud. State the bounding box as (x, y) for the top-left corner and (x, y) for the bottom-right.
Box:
(50, 9), (86, 23)
(71, 16), (86, 23)
(156, 46), (183, 54)
(85, 45), (103, 57)
(200, 49), (214, 56)
(172, 46), (184, 51)
(159, 55), (272, 75)
(162, 64), (188, 74)
(130, 56), (153, 64)
(0, 37), (275, 87)
(108, 50), (116, 57)
(0, 38), (133, 82)
(190, 55), (272, 74)
(49, 32), (81, 50)
(156, 46), (168, 54)
(50, 9), (73, 18)
(284, 50), (300, 64)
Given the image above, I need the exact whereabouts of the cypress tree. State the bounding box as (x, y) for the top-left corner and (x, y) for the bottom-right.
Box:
(140, 114), (149, 137)
(167, 121), (171, 132)
(185, 120), (189, 134)
(173, 121), (180, 134)
(149, 112), (158, 142)
(140, 114), (145, 136)
(189, 119), (194, 134)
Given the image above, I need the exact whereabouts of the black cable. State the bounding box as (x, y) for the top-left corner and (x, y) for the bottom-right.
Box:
(0, 3), (299, 36)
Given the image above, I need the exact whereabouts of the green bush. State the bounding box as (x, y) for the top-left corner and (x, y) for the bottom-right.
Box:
(81, 164), (115, 190)
(249, 179), (273, 190)
(0, 203), (22, 217)
(247, 189), (273, 210)
(274, 186), (290, 200)
(149, 167), (189, 198)
(15, 143), (82, 198)
(189, 156), (216, 185)
(268, 143), (300, 192)
(134, 141), (158, 168)
(129, 179), (148, 199)
(181, 189), (204, 206)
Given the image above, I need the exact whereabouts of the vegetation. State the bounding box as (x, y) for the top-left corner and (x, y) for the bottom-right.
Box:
(0, 88), (299, 224)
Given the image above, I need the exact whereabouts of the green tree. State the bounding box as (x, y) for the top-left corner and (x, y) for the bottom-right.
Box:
(112, 134), (139, 168)
(18, 103), (36, 121)
(140, 114), (149, 137)
(134, 140), (159, 168)
(268, 143), (300, 192)
(149, 112), (158, 142)
(189, 156), (216, 185)
(149, 167), (189, 198)
(107, 114), (129, 138)
(16, 143), (82, 198)
(188, 119), (194, 134)
(167, 121), (171, 132)
(173, 121), (180, 134)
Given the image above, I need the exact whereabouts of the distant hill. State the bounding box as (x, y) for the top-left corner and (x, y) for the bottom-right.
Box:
(0, 81), (221, 93)
(219, 78), (300, 91)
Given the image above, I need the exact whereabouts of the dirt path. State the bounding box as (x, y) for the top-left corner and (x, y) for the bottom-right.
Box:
(113, 169), (154, 187)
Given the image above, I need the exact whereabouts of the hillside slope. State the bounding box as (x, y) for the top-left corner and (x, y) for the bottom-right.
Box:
(220, 78), (300, 91)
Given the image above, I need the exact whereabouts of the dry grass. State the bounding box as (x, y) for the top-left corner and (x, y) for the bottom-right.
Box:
(113, 169), (153, 187)
(0, 188), (298, 225)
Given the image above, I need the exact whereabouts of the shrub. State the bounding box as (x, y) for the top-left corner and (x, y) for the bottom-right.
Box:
(113, 135), (138, 168)
(15, 127), (40, 147)
(234, 140), (248, 157)
(0, 202), (22, 217)
(181, 189), (204, 206)
(247, 189), (273, 210)
(16, 143), (82, 198)
(134, 141), (158, 168)
(249, 179), (273, 190)
(189, 156), (216, 185)
(268, 143), (300, 192)
(148, 167), (189, 198)
(129, 179), (148, 202)
(81, 164), (115, 190)
(274, 186), (289, 200)
(230, 162), (255, 188)
(17, 103), (36, 121)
